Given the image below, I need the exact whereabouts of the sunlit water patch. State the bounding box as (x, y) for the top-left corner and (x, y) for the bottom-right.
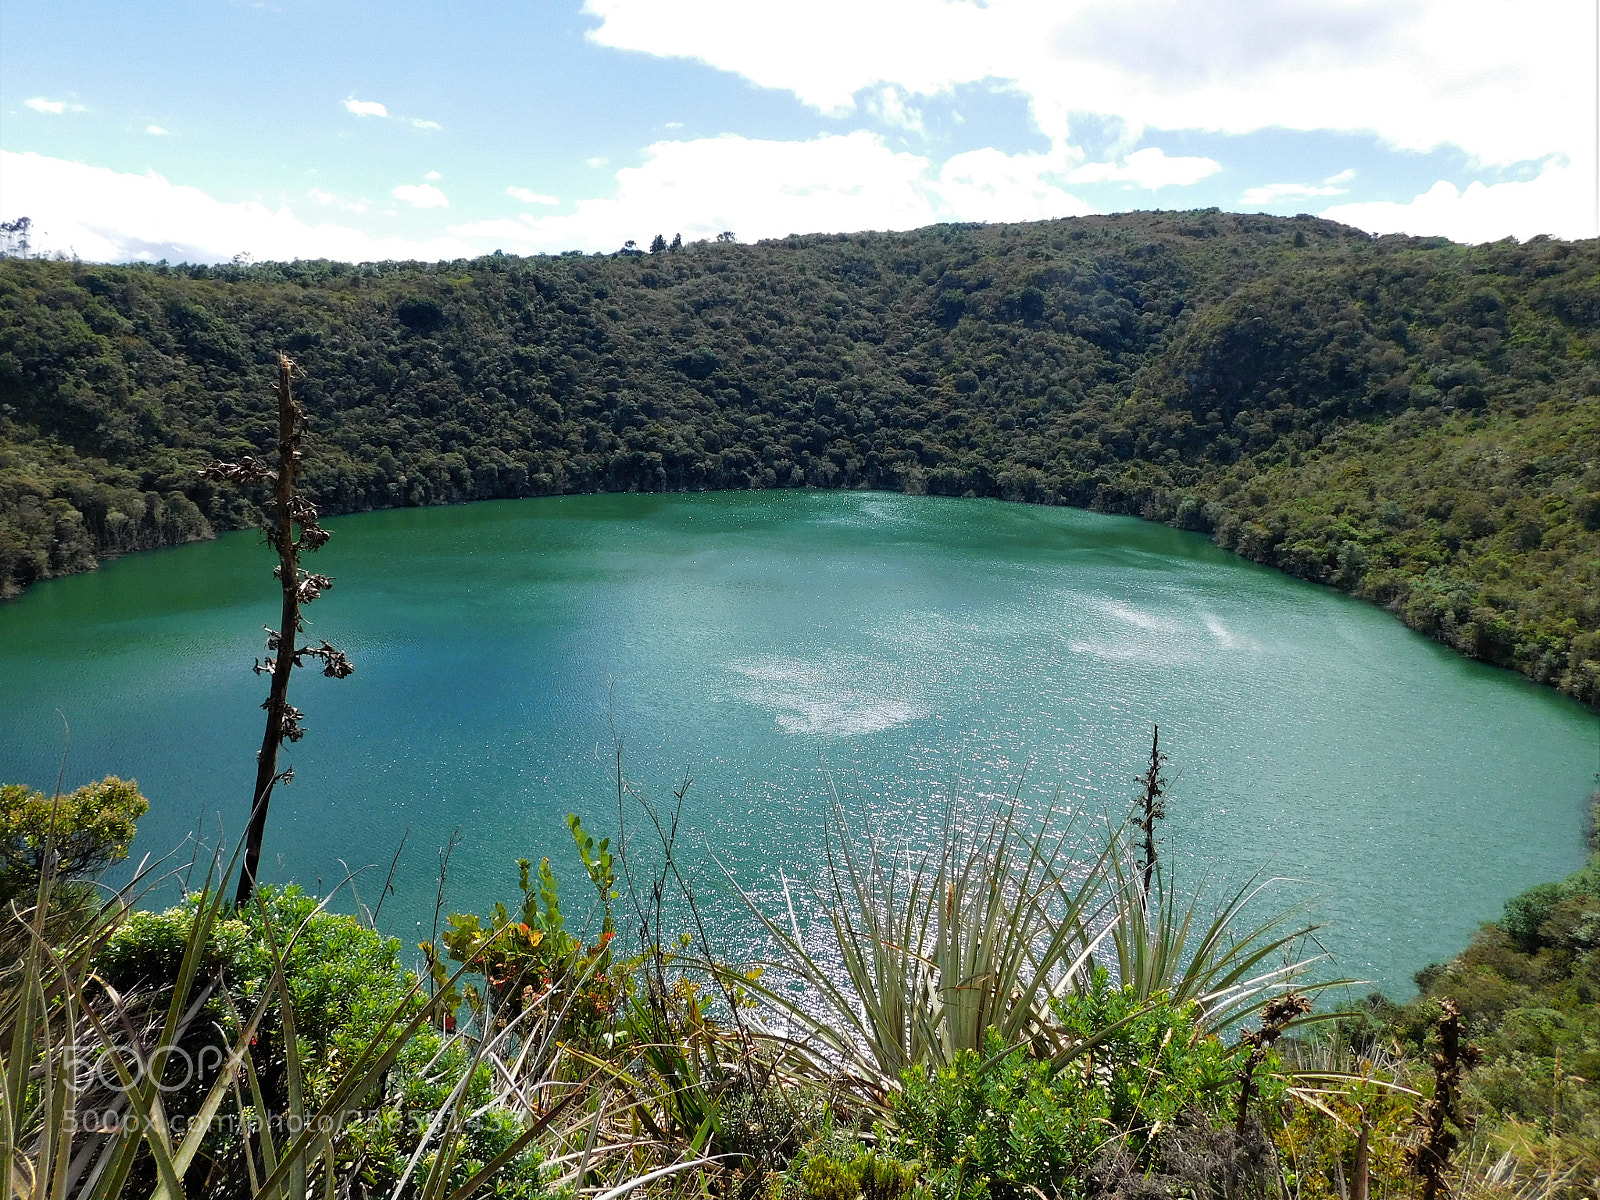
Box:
(727, 656), (926, 736)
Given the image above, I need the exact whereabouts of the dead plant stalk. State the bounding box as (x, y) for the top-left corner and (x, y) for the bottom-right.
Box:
(199, 353), (352, 905)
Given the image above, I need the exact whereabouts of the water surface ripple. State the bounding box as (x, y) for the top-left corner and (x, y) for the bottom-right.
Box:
(1, 491), (1595, 994)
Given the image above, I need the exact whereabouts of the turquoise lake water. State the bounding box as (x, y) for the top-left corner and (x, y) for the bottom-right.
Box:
(1, 491), (1595, 994)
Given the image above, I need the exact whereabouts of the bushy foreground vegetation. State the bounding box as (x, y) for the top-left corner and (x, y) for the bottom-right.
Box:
(1372, 799), (1600, 1192)
(7, 763), (1598, 1198)
(2, 212), (1597, 702)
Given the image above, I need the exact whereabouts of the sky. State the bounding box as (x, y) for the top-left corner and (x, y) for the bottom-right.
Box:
(0, 0), (1596, 264)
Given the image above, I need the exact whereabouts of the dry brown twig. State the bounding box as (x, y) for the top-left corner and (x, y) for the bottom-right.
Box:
(1234, 990), (1313, 1135)
(1410, 996), (1483, 1200)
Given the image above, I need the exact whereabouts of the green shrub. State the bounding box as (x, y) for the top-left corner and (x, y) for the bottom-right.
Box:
(885, 977), (1250, 1199)
(1052, 970), (1246, 1150)
(892, 1043), (1102, 1199)
(0, 775), (148, 907)
(800, 1149), (918, 1200)
(97, 886), (411, 1087)
(426, 814), (626, 1046)
(1503, 881), (1565, 950)
(339, 1025), (547, 1199)
(92, 885), (548, 1196)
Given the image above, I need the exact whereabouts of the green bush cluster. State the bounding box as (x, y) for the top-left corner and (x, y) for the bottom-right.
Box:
(1382, 797), (1600, 1178)
(426, 815), (624, 1042)
(93, 886), (546, 1197)
(1, 211), (1596, 701)
(0, 775), (148, 910)
(800, 1149), (918, 1200)
(888, 1040), (1111, 1199)
(788, 975), (1259, 1200)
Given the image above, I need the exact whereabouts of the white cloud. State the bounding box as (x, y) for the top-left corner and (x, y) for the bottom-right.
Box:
(936, 148), (1091, 222)
(424, 170), (442, 180)
(863, 86), (925, 134)
(583, 1), (1591, 172)
(1322, 156), (1592, 243)
(585, 156), (609, 167)
(6, 134), (1082, 266)
(1241, 169), (1356, 206)
(1067, 147), (1221, 189)
(1241, 182), (1342, 205)
(508, 186), (560, 205)
(456, 132), (939, 251)
(578, 0), (1595, 240)
(145, 125), (171, 136)
(343, 96), (440, 129)
(308, 187), (368, 214)
(392, 182), (449, 209)
(584, 0), (993, 115)
(343, 96), (388, 118)
(25, 97), (85, 114)
(1, 151), (477, 263)
(455, 131), (1090, 254)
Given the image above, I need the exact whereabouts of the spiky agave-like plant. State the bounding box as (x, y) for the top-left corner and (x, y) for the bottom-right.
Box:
(720, 761), (1346, 1103)
(1100, 837), (1340, 1035)
(718, 789), (1129, 1095)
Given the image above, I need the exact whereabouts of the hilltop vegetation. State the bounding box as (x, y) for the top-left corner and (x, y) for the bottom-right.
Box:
(1, 211), (1597, 702)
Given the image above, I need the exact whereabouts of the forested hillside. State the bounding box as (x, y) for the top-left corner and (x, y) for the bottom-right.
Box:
(1, 210), (1596, 703)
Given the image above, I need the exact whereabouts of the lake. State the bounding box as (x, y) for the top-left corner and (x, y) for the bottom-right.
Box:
(1, 490), (1595, 994)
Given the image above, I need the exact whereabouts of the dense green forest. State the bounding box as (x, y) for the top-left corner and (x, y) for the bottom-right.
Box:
(1, 211), (1597, 703)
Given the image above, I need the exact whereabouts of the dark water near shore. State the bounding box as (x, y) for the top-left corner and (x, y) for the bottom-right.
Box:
(1, 491), (1595, 993)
